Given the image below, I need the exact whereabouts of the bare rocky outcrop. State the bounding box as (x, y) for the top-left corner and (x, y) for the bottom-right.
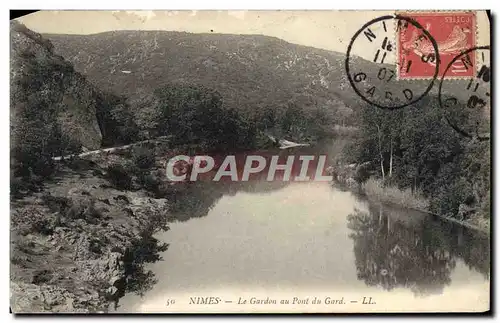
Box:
(10, 20), (103, 169)
(10, 159), (170, 313)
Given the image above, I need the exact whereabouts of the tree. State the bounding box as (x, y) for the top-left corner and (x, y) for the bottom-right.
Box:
(152, 84), (257, 151)
(347, 206), (457, 296)
(344, 95), (490, 221)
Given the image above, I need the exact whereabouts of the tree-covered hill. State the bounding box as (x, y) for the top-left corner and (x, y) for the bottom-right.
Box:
(46, 30), (484, 141)
(46, 30), (365, 140)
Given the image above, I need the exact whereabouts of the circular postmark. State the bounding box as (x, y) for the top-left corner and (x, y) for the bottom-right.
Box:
(438, 46), (491, 141)
(345, 14), (440, 110)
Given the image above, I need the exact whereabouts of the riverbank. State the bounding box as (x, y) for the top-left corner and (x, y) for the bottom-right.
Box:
(362, 178), (429, 211)
(329, 164), (490, 236)
(10, 156), (170, 313)
(435, 212), (490, 235)
(11, 136), (292, 312)
(363, 180), (490, 235)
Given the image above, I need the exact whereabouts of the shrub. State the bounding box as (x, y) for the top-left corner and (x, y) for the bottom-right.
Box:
(12, 206), (55, 236)
(42, 194), (72, 214)
(10, 176), (29, 199)
(133, 148), (155, 170)
(66, 197), (101, 222)
(41, 194), (102, 225)
(430, 177), (472, 218)
(362, 178), (429, 211)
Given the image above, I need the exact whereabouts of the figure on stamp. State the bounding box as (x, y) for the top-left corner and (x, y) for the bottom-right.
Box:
(403, 23), (471, 58)
(398, 12), (476, 78)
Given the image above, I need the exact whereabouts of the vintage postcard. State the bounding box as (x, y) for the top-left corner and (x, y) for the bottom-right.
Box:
(10, 10), (491, 314)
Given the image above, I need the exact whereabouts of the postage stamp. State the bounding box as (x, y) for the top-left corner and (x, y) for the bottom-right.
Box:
(397, 11), (477, 79)
(345, 15), (439, 109)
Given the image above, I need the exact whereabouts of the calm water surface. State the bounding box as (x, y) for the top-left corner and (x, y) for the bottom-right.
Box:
(117, 144), (490, 313)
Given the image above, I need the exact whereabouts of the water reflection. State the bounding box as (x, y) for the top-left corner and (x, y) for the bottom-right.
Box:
(160, 143), (342, 223)
(163, 179), (291, 222)
(347, 203), (490, 297)
(116, 180), (489, 312)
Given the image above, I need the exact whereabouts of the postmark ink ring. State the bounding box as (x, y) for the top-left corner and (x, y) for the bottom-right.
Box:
(438, 46), (490, 141)
(345, 14), (440, 110)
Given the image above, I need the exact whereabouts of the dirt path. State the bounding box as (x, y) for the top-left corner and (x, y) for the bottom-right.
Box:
(52, 136), (170, 161)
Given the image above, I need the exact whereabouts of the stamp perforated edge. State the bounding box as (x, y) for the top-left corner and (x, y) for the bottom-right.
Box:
(394, 10), (478, 80)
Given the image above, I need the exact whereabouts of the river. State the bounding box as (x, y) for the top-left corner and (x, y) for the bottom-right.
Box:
(116, 142), (490, 313)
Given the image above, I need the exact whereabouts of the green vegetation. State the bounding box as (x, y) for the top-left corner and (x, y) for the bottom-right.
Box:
(250, 97), (344, 143)
(347, 204), (490, 296)
(106, 164), (133, 190)
(96, 92), (140, 147)
(151, 84), (258, 150)
(342, 96), (490, 225)
(11, 21), (124, 193)
(132, 148), (156, 170)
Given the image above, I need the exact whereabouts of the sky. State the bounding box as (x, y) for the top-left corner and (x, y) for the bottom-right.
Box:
(17, 10), (491, 57)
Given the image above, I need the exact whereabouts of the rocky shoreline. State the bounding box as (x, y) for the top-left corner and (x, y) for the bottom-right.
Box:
(10, 157), (170, 313)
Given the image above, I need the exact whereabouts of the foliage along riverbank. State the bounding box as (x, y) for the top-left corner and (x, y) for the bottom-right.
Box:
(328, 95), (490, 235)
(330, 165), (490, 235)
(330, 108), (491, 234)
(11, 65), (331, 311)
(11, 63), (342, 312)
(10, 149), (173, 312)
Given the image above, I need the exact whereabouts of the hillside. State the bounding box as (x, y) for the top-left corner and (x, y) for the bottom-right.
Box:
(46, 31), (346, 100)
(10, 21), (103, 173)
(10, 22), (153, 180)
(45, 31), (364, 130)
(45, 31), (481, 134)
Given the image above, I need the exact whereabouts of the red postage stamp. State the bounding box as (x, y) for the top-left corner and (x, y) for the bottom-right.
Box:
(397, 11), (477, 79)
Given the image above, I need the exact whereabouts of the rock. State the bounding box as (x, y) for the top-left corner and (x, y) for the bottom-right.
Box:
(10, 20), (103, 167)
(106, 286), (118, 296)
(73, 234), (93, 261)
(10, 281), (86, 313)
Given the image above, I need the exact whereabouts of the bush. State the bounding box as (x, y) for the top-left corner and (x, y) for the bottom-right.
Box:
(133, 148), (155, 170)
(144, 174), (161, 194)
(11, 177), (30, 199)
(106, 164), (133, 190)
(12, 206), (56, 236)
(153, 84), (258, 150)
(66, 197), (101, 222)
(362, 178), (429, 211)
(430, 178), (472, 218)
(41, 194), (102, 225)
(42, 194), (72, 214)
